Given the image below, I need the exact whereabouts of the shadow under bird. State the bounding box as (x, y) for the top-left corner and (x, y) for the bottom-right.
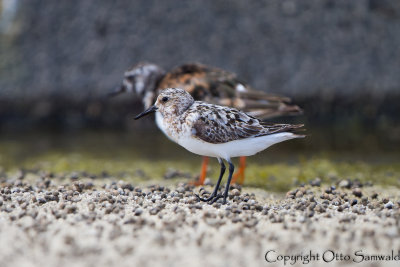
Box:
(135, 88), (304, 204)
(111, 62), (302, 185)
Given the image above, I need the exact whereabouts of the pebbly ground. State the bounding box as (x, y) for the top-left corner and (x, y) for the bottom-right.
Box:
(0, 173), (400, 267)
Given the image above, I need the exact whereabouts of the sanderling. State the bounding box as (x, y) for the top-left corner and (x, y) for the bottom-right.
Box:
(134, 88), (304, 204)
(111, 62), (302, 185)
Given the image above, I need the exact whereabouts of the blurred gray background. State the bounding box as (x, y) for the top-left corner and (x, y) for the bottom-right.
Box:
(0, 0), (399, 134)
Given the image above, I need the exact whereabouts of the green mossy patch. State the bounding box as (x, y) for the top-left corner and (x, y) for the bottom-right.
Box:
(0, 132), (399, 192)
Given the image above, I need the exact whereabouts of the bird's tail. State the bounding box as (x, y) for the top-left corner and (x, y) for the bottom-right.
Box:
(235, 91), (303, 120)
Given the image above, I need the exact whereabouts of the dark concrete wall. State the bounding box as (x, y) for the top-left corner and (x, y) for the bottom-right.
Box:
(1, 0), (400, 101)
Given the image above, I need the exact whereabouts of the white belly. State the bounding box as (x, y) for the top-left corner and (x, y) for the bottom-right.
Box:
(177, 132), (301, 160)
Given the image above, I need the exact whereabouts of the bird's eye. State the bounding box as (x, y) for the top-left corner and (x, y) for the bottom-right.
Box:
(161, 96), (169, 102)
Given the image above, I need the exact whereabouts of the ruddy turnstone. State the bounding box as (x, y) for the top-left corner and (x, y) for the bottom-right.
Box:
(111, 62), (302, 185)
(134, 88), (304, 204)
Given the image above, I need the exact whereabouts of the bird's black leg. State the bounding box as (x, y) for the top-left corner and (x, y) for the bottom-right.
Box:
(223, 161), (235, 203)
(196, 158), (225, 202)
(210, 160), (234, 204)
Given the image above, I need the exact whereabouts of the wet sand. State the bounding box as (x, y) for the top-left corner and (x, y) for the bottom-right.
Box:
(0, 173), (399, 267)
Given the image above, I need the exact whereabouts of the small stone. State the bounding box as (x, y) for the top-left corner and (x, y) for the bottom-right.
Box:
(69, 172), (79, 181)
(149, 208), (159, 215)
(331, 198), (341, 206)
(371, 192), (378, 199)
(231, 189), (240, 196)
(295, 191), (303, 198)
(59, 202), (66, 209)
(322, 193), (331, 200)
(134, 208), (143, 216)
(338, 180), (350, 188)
(315, 205), (326, 213)
(286, 191), (295, 199)
(350, 199), (358, 206)
(244, 219), (258, 228)
(306, 210), (315, 217)
(352, 206), (366, 215)
(352, 188), (362, 197)
(176, 187), (185, 194)
(324, 187), (332, 194)
(384, 227), (398, 239)
(384, 201), (393, 209)
(37, 198), (47, 204)
(117, 188), (124, 195)
(361, 197), (368, 206)
(382, 198), (389, 204)
(255, 205), (263, 212)
(204, 178), (212, 186)
(310, 178), (321, 187)
(88, 202), (95, 211)
(105, 207), (113, 214)
(339, 214), (355, 223)
(124, 217), (136, 224)
(232, 217), (241, 223)
(134, 188), (142, 193)
(66, 205), (77, 214)
(308, 202), (317, 210)
(269, 213), (283, 223)
(11, 187), (21, 193)
(212, 202), (222, 208)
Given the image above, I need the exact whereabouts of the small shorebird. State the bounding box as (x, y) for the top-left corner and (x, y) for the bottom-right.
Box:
(111, 63), (302, 185)
(134, 88), (304, 204)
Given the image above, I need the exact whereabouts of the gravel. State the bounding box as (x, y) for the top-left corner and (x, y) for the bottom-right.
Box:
(0, 174), (399, 267)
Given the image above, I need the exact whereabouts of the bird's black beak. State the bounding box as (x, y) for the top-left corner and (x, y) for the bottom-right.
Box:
(134, 105), (158, 120)
(107, 84), (126, 98)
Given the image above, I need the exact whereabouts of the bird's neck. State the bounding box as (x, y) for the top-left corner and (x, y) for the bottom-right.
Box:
(160, 102), (195, 141)
(142, 71), (166, 109)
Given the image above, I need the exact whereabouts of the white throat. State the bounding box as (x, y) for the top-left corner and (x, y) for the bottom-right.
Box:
(155, 111), (176, 143)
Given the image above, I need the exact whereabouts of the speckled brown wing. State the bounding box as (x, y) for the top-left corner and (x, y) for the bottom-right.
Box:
(158, 63), (302, 120)
(157, 63), (235, 101)
(190, 102), (303, 144)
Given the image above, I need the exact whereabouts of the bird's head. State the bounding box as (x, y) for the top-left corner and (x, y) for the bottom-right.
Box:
(109, 62), (166, 107)
(134, 88), (194, 120)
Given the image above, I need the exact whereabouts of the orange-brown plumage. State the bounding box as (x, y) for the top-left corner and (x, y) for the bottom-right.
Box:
(155, 63), (301, 119)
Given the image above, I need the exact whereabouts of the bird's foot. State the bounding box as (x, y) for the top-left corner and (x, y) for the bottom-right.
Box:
(196, 193), (227, 204)
(195, 193), (215, 202)
(209, 193), (224, 204)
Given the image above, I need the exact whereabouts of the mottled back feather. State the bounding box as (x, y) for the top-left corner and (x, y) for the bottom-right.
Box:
(188, 102), (303, 144)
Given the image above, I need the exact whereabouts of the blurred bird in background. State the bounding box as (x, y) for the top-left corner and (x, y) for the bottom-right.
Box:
(110, 62), (302, 185)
